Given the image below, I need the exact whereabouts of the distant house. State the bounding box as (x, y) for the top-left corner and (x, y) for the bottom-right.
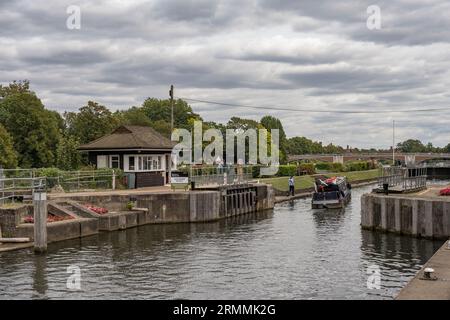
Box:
(78, 125), (176, 188)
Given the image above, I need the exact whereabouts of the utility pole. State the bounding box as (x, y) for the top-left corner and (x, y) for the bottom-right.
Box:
(392, 120), (395, 166)
(169, 85), (174, 133)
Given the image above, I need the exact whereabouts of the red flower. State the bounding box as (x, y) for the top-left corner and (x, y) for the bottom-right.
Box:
(23, 216), (34, 224)
(86, 205), (109, 215)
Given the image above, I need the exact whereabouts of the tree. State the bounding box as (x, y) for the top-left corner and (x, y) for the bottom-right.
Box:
(114, 106), (152, 127)
(226, 117), (260, 131)
(0, 80), (30, 98)
(286, 136), (324, 154)
(260, 116), (287, 163)
(0, 124), (18, 168)
(397, 139), (426, 153)
(0, 83), (61, 167)
(64, 101), (119, 144)
(56, 135), (82, 170)
(142, 98), (202, 131)
(323, 142), (344, 154)
(444, 143), (450, 153)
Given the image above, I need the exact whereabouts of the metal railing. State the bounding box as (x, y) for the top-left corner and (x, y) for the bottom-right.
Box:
(377, 166), (427, 192)
(0, 176), (46, 204)
(46, 170), (116, 192)
(0, 168), (117, 196)
(417, 161), (450, 168)
(189, 165), (253, 187)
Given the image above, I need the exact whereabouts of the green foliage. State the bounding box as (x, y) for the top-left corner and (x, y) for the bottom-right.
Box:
(286, 136), (344, 155)
(298, 163), (316, 175)
(286, 136), (324, 154)
(35, 167), (60, 178)
(56, 135), (82, 170)
(64, 101), (119, 144)
(276, 165), (297, 177)
(396, 139), (442, 153)
(226, 117), (260, 131)
(142, 98), (202, 131)
(126, 201), (134, 211)
(444, 143), (450, 153)
(315, 162), (345, 172)
(0, 123), (18, 168)
(114, 106), (152, 127)
(344, 161), (372, 172)
(0, 80), (30, 98)
(396, 139), (450, 153)
(261, 169), (378, 192)
(397, 139), (427, 153)
(260, 115), (287, 164)
(0, 86), (61, 168)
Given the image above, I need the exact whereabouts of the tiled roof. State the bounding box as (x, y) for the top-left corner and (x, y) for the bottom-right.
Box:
(78, 125), (175, 150)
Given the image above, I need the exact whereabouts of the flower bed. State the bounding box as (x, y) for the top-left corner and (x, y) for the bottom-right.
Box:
(85, 205), (108, 215)
(439, 187), (450, 196)
(23, 214), (75, 224)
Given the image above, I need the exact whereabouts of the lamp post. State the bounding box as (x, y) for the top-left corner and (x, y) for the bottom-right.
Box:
(169, 85), (174, 133)
(392, 120), (395, 166)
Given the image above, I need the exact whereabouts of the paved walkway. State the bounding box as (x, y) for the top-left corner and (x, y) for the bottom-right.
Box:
(49, 185), (173, 199)
(397, 241), (450, 300)
(0, 242), (33, 253)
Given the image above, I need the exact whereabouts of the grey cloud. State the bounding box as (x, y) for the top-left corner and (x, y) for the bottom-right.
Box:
(0, 0), (449, 148)
(19, 48), (110, 66)
(281, 68), (428, 94)
(151, 0), (220, 21)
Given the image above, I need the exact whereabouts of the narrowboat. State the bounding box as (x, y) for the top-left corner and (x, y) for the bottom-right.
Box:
(311, 176), (351, 209)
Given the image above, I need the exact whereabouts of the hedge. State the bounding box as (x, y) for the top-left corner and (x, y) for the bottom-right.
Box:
(344, 161), (372, 172)
(315, 162), (345, 172)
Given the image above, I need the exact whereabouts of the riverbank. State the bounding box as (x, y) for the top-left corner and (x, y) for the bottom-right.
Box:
(267, 169), (379, 204)
(261, 169), (379, 194)
(396, 240), (450, 299)
(274, 179), (377, 204)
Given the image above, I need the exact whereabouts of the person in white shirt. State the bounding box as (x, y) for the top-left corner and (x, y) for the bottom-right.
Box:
(288, 176), (295, 196)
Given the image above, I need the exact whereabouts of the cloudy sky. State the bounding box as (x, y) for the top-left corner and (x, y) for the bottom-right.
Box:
(1, 0), (449, 149)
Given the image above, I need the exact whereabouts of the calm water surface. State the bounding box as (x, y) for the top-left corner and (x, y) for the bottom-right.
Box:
(0, 184), (444, 300)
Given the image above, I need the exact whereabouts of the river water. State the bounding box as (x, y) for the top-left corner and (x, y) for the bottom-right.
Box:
(0, 184), (445, 300)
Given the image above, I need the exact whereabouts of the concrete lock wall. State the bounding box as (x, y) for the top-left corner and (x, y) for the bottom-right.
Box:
(0, 184), (275, 244)
(0, 205), (33, 238)
(361, 193), (450, 239)
(135, 191), (221, 223)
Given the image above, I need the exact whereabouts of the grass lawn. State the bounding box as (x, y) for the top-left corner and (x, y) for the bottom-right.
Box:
(260, 169), (379, 192)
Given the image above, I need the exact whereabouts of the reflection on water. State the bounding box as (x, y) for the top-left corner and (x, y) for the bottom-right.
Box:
(0, 185), (443, 300)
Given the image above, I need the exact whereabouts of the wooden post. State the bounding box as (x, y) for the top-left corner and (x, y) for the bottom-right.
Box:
(112, 169), (116, 190)
(33, 190), (47, 253)
(0, 166), (4, 207)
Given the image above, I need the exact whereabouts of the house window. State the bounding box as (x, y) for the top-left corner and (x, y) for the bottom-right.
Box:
(142, 156), (151, 170)
(125, 155), (164, 172)
(129, 156), (135, 171)
(110, 155), (120, 169)
(97, 155), (108, 169)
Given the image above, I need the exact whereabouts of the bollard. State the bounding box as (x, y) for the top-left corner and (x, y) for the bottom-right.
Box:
(33, 190), (48, 254)
(112, 170), (116, 190)
(420, 267), (437, 281)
